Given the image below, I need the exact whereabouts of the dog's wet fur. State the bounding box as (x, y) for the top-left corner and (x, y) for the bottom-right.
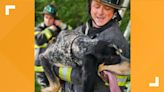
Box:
(82, 41), (128, 92)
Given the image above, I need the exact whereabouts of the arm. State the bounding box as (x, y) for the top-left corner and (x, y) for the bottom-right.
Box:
(54, 20), (72, 31)
(98, 62), (130, 76)
(35, 24), (60, 46)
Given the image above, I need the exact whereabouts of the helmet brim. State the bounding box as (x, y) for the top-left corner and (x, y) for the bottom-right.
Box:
(41, 12), (58, 19)
(94, 0), (122, 9)
(101, 2), (121, 9)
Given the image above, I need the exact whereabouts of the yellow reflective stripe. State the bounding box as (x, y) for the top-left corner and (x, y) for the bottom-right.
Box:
(35, 31), (41, 35)
(35, 43), (47, 48)
(66, 67), (72, 82)
(59, 67), (72, 82)
(103, 75), (128, 86)
(117, 75), (128, 86)
(35, 66), (44, 72)
(42, 28), (52, 40)
(118, 82), (126, 86)
(117, 75), (128, 79)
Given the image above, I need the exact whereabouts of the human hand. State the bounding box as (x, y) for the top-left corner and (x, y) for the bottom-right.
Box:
(54, 20), (62, 27)
(98, 62), (130, 75)
(48, 25), (57, 31)
(54, 20), (67, 30)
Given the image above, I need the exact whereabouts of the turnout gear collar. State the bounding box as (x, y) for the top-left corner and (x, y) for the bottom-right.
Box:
(42, 4), (57, 18)
(82, 19), (114, 38)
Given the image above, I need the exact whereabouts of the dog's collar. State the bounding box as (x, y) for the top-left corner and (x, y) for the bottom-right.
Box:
(108, 44), (123, 55)
(108, 44), (129, 62)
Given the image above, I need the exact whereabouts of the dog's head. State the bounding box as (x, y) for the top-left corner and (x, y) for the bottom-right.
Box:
(94, 41), (130, 75)
(94, 41), (129, 65)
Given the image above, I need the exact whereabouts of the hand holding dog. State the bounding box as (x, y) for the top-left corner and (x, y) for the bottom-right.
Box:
(98, 62), (130, 76)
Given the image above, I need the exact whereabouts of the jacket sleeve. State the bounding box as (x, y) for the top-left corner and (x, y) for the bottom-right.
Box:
(35, 25), (61, 46)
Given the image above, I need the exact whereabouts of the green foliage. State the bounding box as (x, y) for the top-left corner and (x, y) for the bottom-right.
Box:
(35, 0), (88, 28)
(120, 3), (130, 32)
(35, 0), (130, 29)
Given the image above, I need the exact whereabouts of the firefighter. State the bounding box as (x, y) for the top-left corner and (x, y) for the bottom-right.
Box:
(34, 4), (72, 91)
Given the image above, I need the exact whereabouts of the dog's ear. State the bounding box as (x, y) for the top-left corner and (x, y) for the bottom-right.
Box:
(95, 41), (116, 57)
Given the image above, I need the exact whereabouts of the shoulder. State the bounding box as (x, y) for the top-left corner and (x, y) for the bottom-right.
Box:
(99, 22), (123, 40)
(99, 22), (130, 57)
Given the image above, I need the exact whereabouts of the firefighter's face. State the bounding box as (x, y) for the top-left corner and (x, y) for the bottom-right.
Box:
(44, 14), (55, 26)
(91, 0), (115, 27)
